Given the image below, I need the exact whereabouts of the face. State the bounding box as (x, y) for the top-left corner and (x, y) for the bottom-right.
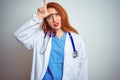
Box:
(46, 8), (61, 31)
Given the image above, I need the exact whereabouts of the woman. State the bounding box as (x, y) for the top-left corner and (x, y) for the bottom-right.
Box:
(14, 0), (88, 80)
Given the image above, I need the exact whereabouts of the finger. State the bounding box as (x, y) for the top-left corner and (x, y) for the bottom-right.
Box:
(43, 0), (47, 9)
(40, 7), (44, 14)
(38, 7), (43, 15)
(38, 7), (42, 13)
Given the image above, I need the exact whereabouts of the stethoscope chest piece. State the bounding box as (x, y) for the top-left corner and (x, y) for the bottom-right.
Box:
(73, 51), (78, 58)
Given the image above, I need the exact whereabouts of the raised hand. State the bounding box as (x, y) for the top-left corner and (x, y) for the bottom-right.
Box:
(36, 0), (50, 20)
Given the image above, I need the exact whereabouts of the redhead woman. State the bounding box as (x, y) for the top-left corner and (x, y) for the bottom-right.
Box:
(14, 0), (88, 80)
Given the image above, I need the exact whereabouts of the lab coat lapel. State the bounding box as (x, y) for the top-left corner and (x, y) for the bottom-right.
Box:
(64, 33), (73, 61)
(63, 33), (74, 79)
(63, 33), (78, 80)
(40, 38), (52, 79)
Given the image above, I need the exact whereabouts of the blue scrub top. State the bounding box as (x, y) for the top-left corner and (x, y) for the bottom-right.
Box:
(43, 32), (67, 80)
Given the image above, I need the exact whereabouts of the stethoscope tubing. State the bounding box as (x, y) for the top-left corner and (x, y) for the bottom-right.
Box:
(40, 32), (78, 58)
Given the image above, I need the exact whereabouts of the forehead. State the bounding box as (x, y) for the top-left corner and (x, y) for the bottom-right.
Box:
(47, 8), (58, 14)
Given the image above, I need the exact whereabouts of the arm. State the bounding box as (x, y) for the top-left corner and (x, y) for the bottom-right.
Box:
(14, 14), (42, 49)
(14, 0), (50, 49)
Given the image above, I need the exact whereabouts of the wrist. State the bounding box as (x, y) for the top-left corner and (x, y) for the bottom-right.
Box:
(32, 14), (42, 23)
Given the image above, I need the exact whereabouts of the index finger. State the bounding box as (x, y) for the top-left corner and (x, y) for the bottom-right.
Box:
(44, 0), (47, 9)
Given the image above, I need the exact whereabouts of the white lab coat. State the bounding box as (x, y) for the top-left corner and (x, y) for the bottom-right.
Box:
(14, 14), (88, 80)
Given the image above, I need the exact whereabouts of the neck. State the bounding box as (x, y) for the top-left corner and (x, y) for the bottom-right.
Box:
(56, 29), (64, 39)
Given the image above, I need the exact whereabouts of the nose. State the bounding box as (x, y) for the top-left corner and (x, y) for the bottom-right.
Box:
(52, 15), (56, 23)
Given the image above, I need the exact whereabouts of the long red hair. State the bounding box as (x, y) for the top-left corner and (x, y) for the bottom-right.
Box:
(41, 2), (78, 35)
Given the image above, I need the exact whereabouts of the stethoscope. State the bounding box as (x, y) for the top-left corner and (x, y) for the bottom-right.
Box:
(40, 32), (78, 58)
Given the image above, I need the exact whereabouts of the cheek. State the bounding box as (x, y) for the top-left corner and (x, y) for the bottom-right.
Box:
(47, 20), (53, 26)
(59, 18), (61, 24)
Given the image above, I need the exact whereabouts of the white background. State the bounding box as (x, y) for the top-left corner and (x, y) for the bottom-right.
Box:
(0, 0), (120, 80)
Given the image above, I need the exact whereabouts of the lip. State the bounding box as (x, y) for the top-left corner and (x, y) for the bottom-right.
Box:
(54, 22), (59, 27)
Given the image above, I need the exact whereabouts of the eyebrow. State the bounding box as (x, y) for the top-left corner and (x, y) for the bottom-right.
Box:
(49, 12), (59, 16)
(45, 12), (60, 19)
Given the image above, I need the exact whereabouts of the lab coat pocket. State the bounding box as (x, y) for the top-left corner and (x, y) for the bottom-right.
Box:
(73, 57), (80, 77)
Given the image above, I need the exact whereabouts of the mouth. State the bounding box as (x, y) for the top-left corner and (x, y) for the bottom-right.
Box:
(54, 22), (59, 27)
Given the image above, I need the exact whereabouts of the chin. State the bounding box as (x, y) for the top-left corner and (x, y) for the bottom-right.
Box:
(54, 27), (61, 30)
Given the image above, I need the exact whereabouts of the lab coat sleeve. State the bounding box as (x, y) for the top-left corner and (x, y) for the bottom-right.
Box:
(14, 14), (43, 49)
(78, 39), (88, 80)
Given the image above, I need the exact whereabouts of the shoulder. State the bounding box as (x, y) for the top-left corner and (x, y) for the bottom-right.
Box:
(70, 32), (84, 42)
(69, 32), (86, 50)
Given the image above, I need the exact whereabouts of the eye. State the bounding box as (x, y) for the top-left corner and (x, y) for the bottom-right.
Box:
(55, 13), (60, 16)
(46, 15), (52, 20)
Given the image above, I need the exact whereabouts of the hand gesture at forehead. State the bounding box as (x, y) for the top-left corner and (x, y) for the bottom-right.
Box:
(37, 0), (50, 20)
